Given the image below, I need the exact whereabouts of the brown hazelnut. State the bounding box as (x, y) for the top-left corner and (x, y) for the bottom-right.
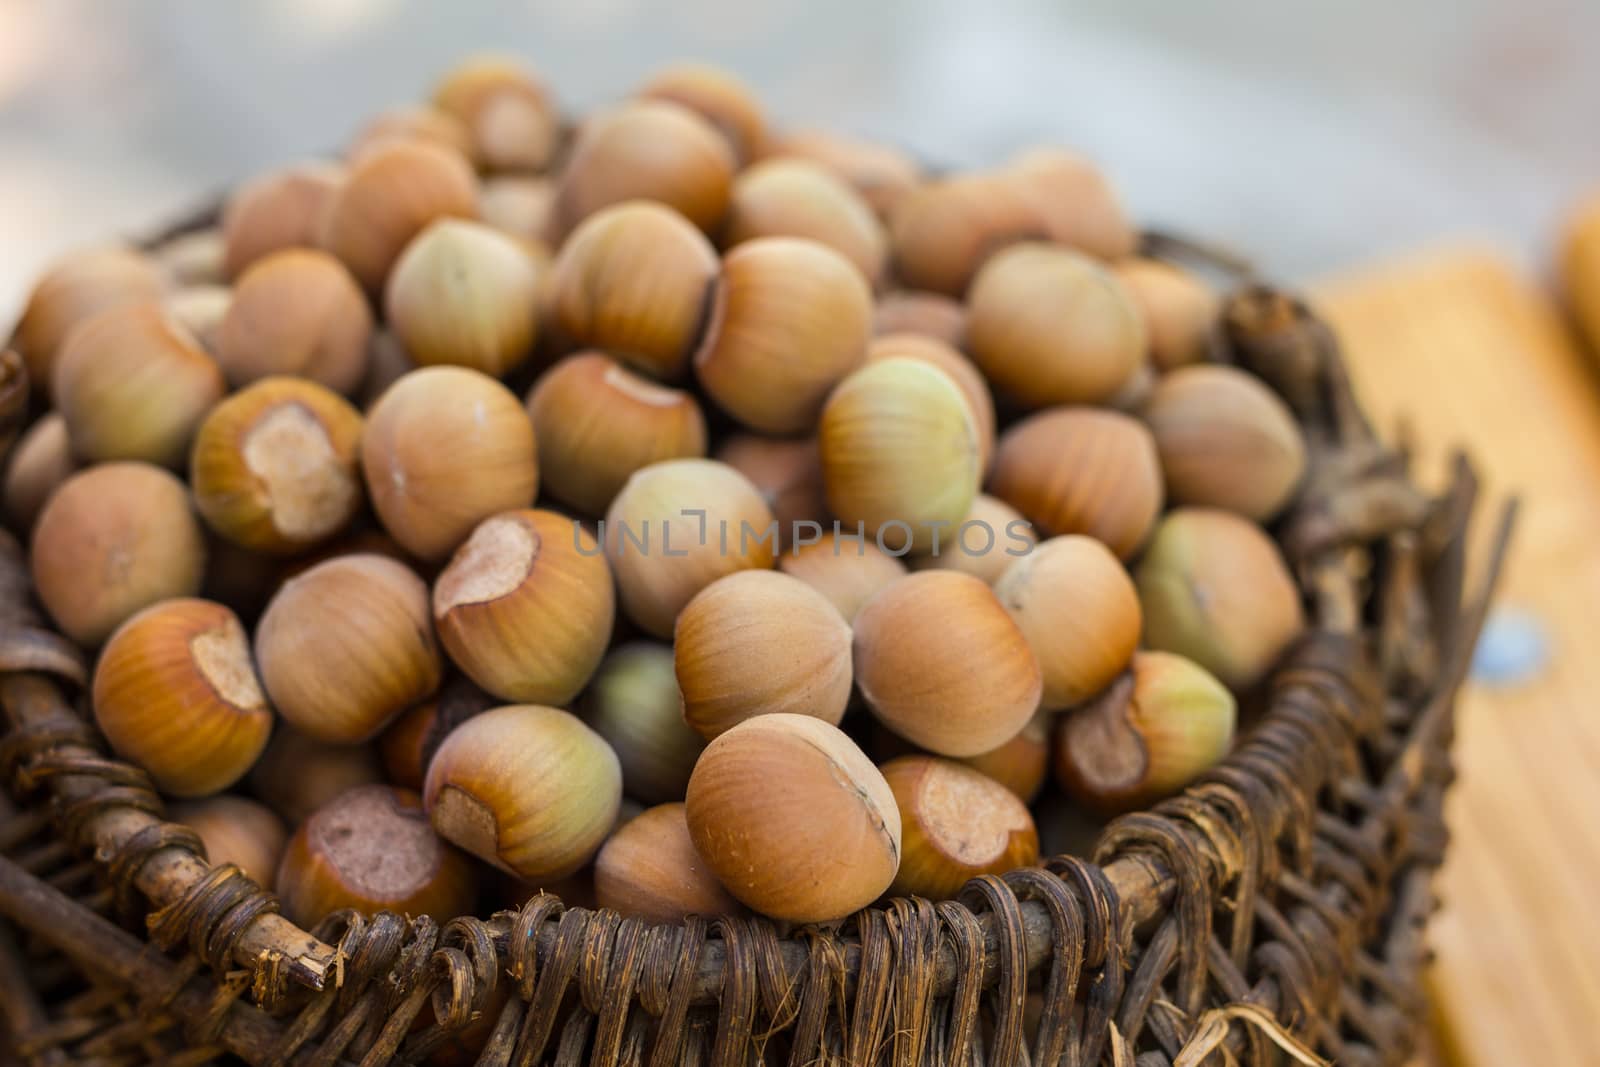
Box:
(477, 175), (556, 244)
(527, 352), (708, 517)
(962, 711), (1050, 804)
(276, 785), (478, 927)
(582, 643), (704, 805)
(248, 726), (384, 827)
(999, 149), (1137, 260)
(989, 407), (1163, 561)
(723, 159), (886, 283)
(321, 140), (479, 294)
(215, 248), (373, 394)
(594, 802), (743, 923)
(1143, 364), (1307, 521)
(888, 173), (1039, 295)
(547, 200), (718, 380)
(363, 366), (539, 561)
(853, 571), (1041, 757)
(694, 237), (872, 433)
(1135, 509), (1304, 691)
(762, 129), (922, 218)
(551, 101), (735, 238)
(993, 535), (1140, 710)
(31, 463), (205, 645)
(713, 435), (828, 552)
(881, 755), (1038, 900)
(1112, 258), (1219, 371)
(11, 245), (165, 389)
(3, 413), (77, 534)
(169, 795), (289, 890)
(221, 162), (346, 278)
(603, 459), (776, 638)
(433, 509), (614, 705)
(348, 106), (474, 164)
(425, 704), (622, 881)
(675, 570), (853, 739)
(432, 55), (558, 173)
(685, 714), (900, 922)
(967, 243), (1145, 407)
(384, 219), (541, 376)
(53, 303), (224, 467)
(909, 494), (1035, 586)
(872, 290), (967, 348)
(638, 63), (766, 163)
(1053, 651), (1236, 814)
(256, 554), (443, 743)
(93, 598), (273, 796)
(190, 377), (364, 555)
(778, 531), (907, 622)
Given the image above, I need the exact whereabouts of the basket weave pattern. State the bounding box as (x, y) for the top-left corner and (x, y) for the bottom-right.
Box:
(0, 283), (1503, 1067)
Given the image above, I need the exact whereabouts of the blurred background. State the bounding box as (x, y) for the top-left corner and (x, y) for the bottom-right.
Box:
(5, 0), (1600, 320)
(5, 2), (1600, 1064)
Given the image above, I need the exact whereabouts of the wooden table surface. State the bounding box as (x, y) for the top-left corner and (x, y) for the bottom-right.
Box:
(1316, 248), (1600, 1066)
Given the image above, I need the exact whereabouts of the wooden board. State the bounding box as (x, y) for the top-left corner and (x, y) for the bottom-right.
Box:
(1315, 247), (1600, 1066)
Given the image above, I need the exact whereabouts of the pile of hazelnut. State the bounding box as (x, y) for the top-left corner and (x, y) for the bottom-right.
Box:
(5, 57), (1308, 939)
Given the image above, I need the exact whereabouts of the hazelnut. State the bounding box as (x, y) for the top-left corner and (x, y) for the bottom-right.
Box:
(11, 244), (165, 389)
(1053, 651), (1236, 814)
(3, 413), (76, 534)
(276, 785), (478, 927)
(425, 704), (622, 880)
(31, 463), (205, 645)
(552, 101), (736, 238)
(685, 714), (899, 923)
(432, 55), (558, 173)
(256, 554), (443, 743)
(163, 284), (232, 356)
(603, 459), (776, 638)
(248, 725), (384, 826)
(1143, 364), (1307, 521)
(853, 571), (1041, 758)
(583, 643), (705, 805)
(1135, 509), (1304, 691)
(993, 536), (1140, 710)
(215, 249), (373, 394)
(967, 243), (1145, 408)
(881, 755), (1038, 900)
(713, 435), (828, 552)
(910, 494), (1035, 586)
(92, 598), (273, 796)
(819, 358), (980, 554)
(872, 290), (967, 349)
(168, 795), (288, 890)
(348, 105), (474, 164)
(363, 366), (539, 561)
(779, 531), (906, 623)
(763, 129), (922, 218)
(989, 407), (1163, 561)
(675, 570), (853, 739)
(695, 237), (871, 432)
(963, 711), (1050, 804)
(527, 352), (708, 517)
(221, 163), (346, 278)
(547, 200), (718, 381)
(888, 173), (1038, 295)
(478, 175), (556, 244)
(433, 509), (614, 705)
(321, 140), (479, 294)
(385, 219), (541, 376)
(866, 332), (995, 474)
(1112, 258), (1218, 371)
(594, 802), (743, 923)
(190, 377), (364, 554)
(638, 63), (766, 163)
(999, 149), (1137, 260)
(154, 228), (227, 287)
(723, 160), (886, 283)
(53, 303), (224, 467)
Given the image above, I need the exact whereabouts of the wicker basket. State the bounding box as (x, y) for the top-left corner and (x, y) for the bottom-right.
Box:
(0, 227), (1511, 1066)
